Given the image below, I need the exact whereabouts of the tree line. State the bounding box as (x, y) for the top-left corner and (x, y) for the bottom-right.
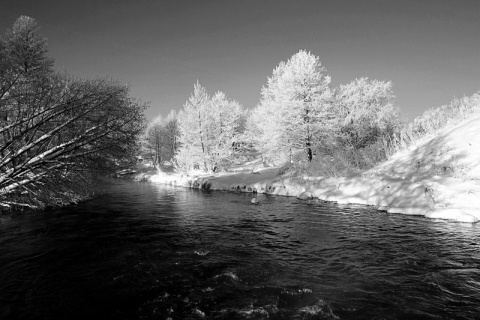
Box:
(0, 16), (146, 210)
(144, 50), (400, 172)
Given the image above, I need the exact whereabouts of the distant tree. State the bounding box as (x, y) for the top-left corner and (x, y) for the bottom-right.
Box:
(143, 116), (162, 167)
(0, 16), (146, 210)
(247, 50), (332, 164)
(244, 101), (284, 164)
(334, 77), (399, 149)
(175, 82), (243, 172)
(143, 110), (178, 167)
(207, 91), (243, 168)
(163, 109), (179, 160)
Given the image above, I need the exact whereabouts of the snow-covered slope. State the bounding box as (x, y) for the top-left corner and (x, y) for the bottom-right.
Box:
(148, 114), (480, 223)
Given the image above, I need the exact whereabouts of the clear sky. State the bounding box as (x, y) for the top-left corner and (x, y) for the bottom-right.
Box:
(1, 0), (479, 121)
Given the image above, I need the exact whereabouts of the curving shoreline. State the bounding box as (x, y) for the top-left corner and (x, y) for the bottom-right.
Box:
(143, 168), (479, 224)
(142, 114), (480, 224)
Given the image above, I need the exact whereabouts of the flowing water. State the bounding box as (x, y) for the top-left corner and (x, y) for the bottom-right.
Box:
(0, 181), (479, 320)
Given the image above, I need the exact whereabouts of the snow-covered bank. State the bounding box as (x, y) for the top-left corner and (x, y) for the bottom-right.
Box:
(148, 115), (480, 224)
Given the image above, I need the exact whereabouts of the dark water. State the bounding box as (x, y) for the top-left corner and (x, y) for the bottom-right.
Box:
(1, 181), (479, 320)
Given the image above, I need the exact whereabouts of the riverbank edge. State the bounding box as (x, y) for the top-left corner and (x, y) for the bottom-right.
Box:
(140, 170), (479, 224)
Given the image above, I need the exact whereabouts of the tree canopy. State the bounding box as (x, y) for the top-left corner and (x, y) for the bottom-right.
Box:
(246, 50), (332, 164)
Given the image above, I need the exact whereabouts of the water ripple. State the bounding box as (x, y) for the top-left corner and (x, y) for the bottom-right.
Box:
(0, 181), (479, 319)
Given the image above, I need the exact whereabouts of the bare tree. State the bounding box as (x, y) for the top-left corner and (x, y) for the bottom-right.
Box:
(0, 16), (146, 210)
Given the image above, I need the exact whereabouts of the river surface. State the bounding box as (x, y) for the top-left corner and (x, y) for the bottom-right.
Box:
(0, 181), (479, 320)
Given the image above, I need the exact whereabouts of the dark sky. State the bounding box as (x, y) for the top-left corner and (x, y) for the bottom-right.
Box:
(1, 0), (479, 121)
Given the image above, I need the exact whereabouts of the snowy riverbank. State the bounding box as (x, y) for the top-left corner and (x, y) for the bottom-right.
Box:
(147, 114), (480, 224)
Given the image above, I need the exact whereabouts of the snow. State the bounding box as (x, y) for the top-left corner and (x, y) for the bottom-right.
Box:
(148, 114), (480, 224)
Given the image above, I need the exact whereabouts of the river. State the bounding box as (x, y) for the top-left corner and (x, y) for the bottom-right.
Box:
(0, 181), (479, 320)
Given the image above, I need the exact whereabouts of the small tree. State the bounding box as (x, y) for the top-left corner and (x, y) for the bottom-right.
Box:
(164, 110), (179, 159)
(175, 81), (210, 171)
(207, 91), (243, 169)
(143, 116), (163, 167)
(174, 82), (243, 172)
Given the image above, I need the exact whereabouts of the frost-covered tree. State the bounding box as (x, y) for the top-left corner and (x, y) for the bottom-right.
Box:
(207, 91), (243, 168)
(334, 77), (399, 149)
(143, 110), (178, 167)
(247, 50), (332, 164)
(175, 82), (243, 172)
(175, 82), (210, 171)
(143, 116), (163, 167)
(163, 110), (179, 159)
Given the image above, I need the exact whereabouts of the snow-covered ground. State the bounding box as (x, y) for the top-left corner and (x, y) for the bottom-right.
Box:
(148, 114), (480, 223)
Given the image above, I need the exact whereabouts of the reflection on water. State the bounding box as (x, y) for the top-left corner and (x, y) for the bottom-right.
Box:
(0, 181), (479, 320)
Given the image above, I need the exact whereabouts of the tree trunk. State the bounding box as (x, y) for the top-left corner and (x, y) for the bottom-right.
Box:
(304, 104), (312, 162)
(306, 145), (313, 162)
